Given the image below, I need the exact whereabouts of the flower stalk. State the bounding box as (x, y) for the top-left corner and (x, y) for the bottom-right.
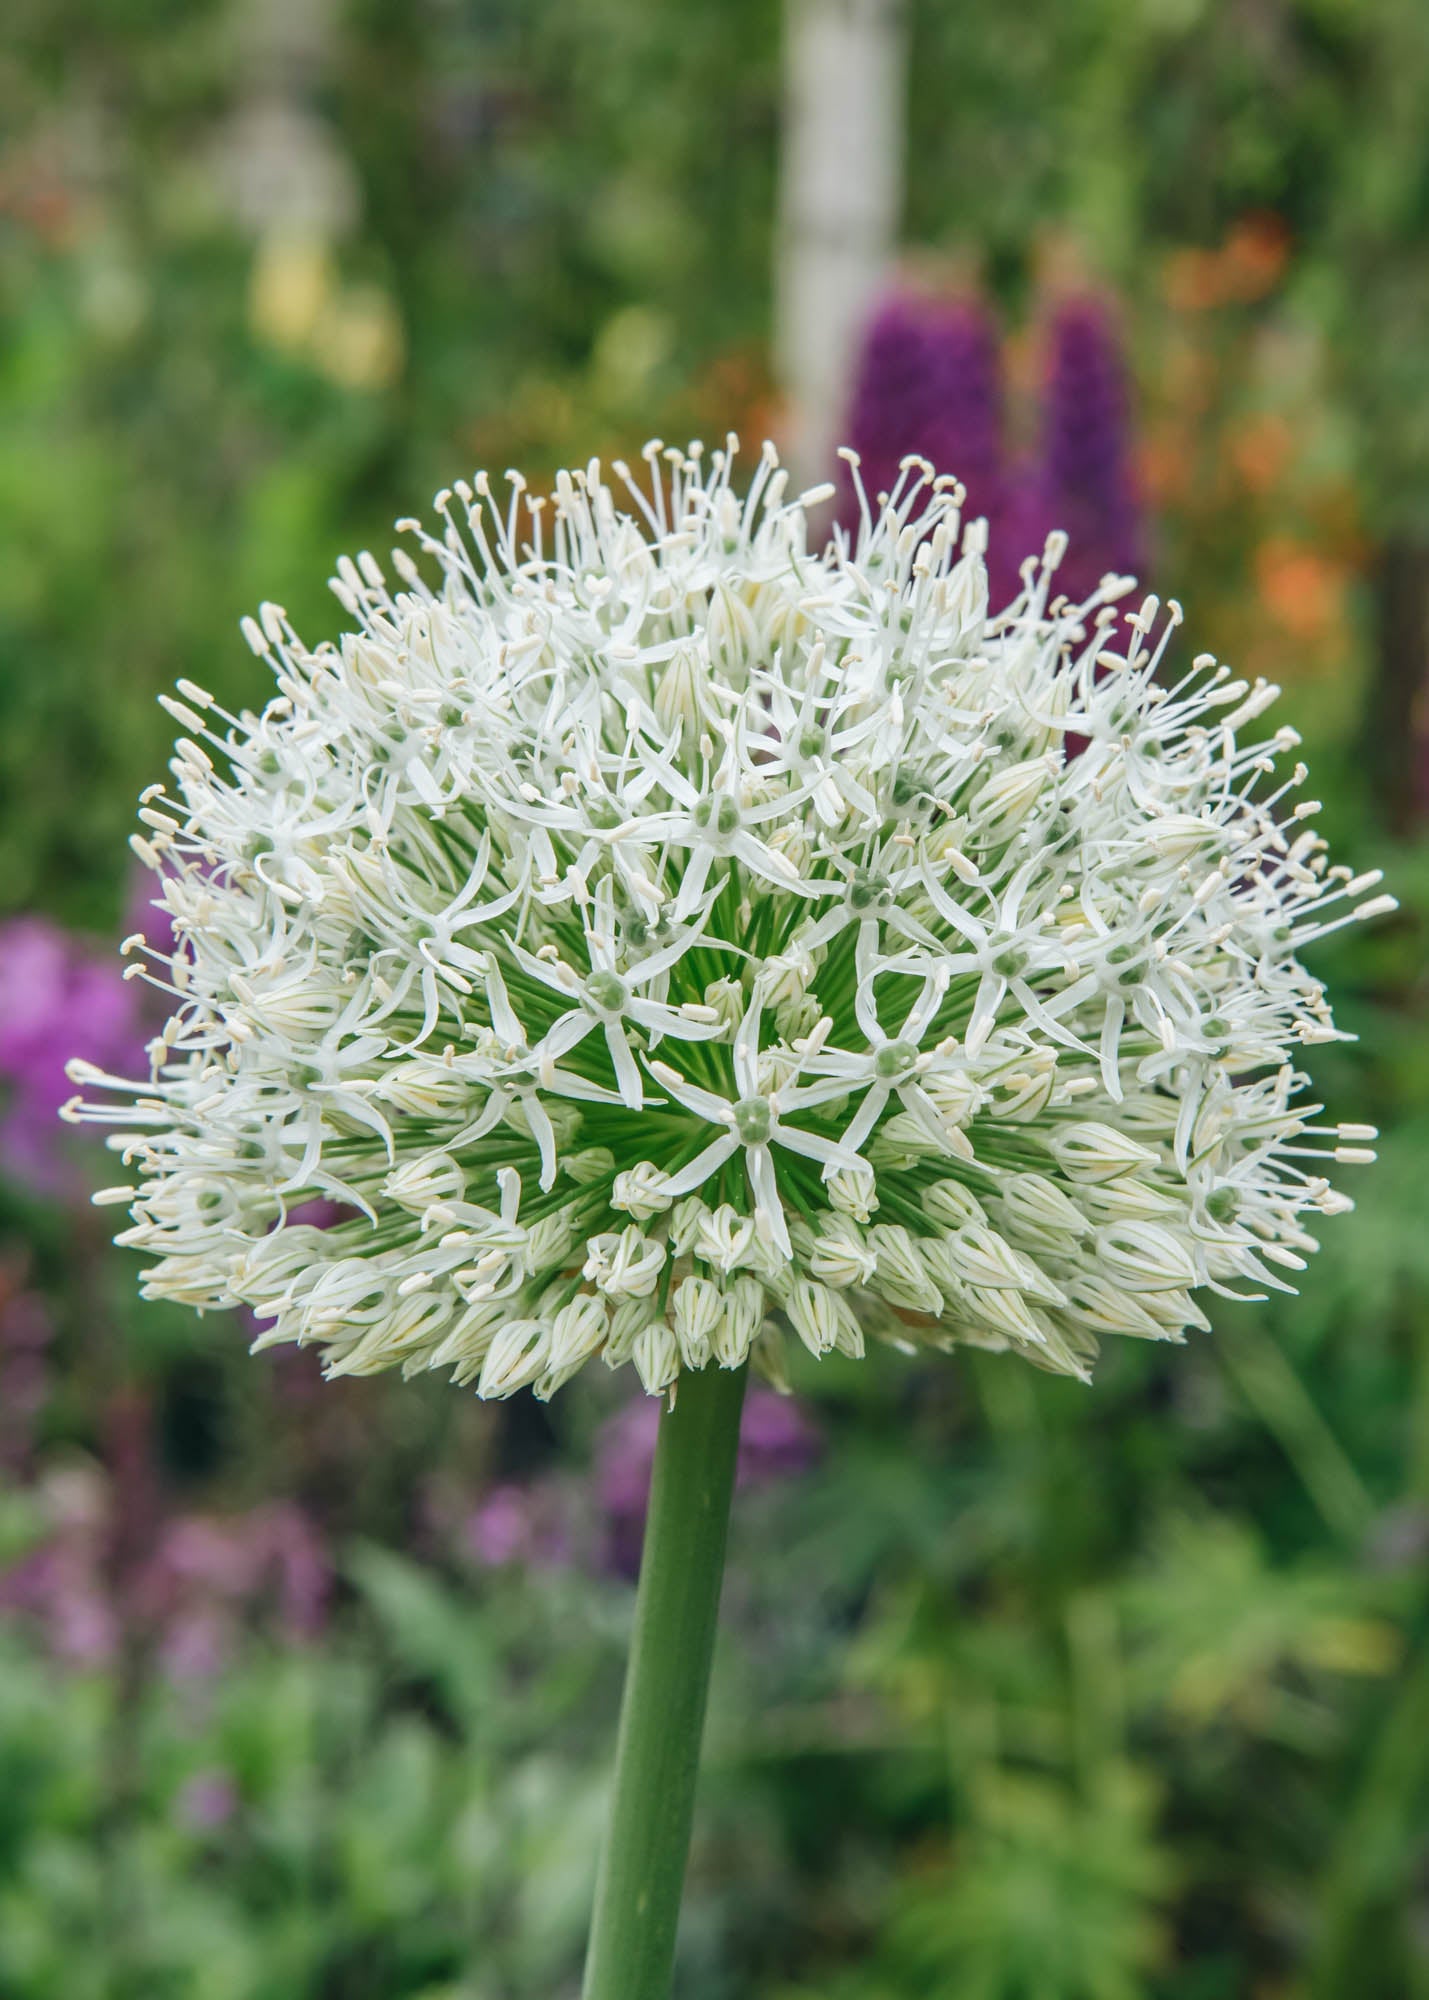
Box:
(582, 1360), (749, 2000)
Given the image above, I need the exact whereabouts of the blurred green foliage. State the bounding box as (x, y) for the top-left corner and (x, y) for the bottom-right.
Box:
(2, 1), (1429, 1996)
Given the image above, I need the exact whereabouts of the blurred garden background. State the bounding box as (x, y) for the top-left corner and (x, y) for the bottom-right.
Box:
(3, 0), (1429, 1993)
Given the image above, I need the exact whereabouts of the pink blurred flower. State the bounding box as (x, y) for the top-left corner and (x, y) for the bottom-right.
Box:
(175, 1768), (239, 1832)
(0, 1465), (332, 1676)
(597, 1388), (821, 1575)
(465, 1480), (573, 1571)
(0, 915), (148, 1196)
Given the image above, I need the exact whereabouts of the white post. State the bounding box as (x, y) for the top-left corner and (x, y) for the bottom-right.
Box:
(775, 0), (910, 491)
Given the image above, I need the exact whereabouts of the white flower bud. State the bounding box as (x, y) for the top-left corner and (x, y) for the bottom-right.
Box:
(711, 1275), (763, 1367)
(427, 1300), (508, 1385)
(785, 1277), (860, 1357)
(758, 943), (821, 1009)
(807, 1214), (877, 1289)
(1093, 1221), (1200, 1292)
(605, 1296), (651, 1366)
(968, 756), (1050, 834)
(702, 978), (745, 1034)
(673, 1276), (724, 1368)
(547, 1293), (609, 1372)
(1142, 813), (1224, 862)
(775, 992), (822, 1042)
(920, 1070), (983, 1131)
(1075, 1178), (1181, 1225)
(668, 1197), (713, 1255)
(611, 1161), (675, 1219)
(524, 1211), (577, 1271)
(693, 1203), (758, 1274)
(867, 1224), (943, 1315)
(654, 642), (717, 740)
(1048, 1122), (1159, 1183)
(920, 1179), (987, 1229)
(766, 819), (815, 873)
(583, 1225), (666, 1299)
(954, 1282), (1047, 1347)
(634, 1319), (680, 1395)
(993, 1174), (1090, 1247)
(1059, 1275), (1168, 1339)
(384, 1151), (466, 1213)
(478, 1319), (550, 1399)
(872, 1111), (946, 1161)
(706, 581), (758, 675)
(925, 1222), (1057, 1302)
(984, 1062), (1057, 1122)
(1137, 1287), (1211, 1333)
(826, 1163), (879, 1223)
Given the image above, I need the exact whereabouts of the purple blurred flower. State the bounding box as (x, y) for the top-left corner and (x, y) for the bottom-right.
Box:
(597, 1388), (821, 1576)
(0, 1469), (331, 1675)
(1021, 294), (1144, 604)
(465, 1480), (573, 1571)
(152, 1502), (332, 1646)
(841, 289), (1016, 599)
(159, 1607), (233, 1682)
(736, 1388), (823, 1484)
(175, 1768), (240, 1833)
(0, 1465), (117, 1666)
(0, 916), (147, 1195)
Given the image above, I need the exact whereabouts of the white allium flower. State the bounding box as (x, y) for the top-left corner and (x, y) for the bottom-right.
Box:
(69, 438), (1392, 1398)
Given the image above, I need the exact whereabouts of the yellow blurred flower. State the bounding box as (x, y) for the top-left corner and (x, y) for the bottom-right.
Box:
(311, 283), (405, 392)
(248, 232), (404, 391)
(591, 305), (672, 405)
(248, 231), (335, 353)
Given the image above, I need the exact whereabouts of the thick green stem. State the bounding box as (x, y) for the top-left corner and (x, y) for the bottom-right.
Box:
(581, 1360), (749, 2000)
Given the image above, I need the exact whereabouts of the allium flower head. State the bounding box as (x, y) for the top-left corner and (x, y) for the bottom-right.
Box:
(68, 439), (1390, 1399)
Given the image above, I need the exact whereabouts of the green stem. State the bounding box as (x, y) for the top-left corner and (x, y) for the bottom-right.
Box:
(581, 1360), (749, 2000)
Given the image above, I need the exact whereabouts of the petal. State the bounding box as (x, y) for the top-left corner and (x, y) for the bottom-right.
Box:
(661, 1132), (740, 1199)
(746, 1145), (792, 1259)
(775, 1118), (865, 1174)
(604, 1022), (645, 1108)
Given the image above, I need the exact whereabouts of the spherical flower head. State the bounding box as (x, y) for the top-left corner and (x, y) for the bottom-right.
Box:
(69, 438), (1391, 1401)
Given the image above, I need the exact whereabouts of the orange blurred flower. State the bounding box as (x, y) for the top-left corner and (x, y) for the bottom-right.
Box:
(1254, 535), (1345, 644)
(1138, 431), (1192, 507)
(1163, 247), (1226, 314)
(1229, 413), (1295, 496)
(1222, 212), (1291, 302)
(1162, 213), (1290, 313)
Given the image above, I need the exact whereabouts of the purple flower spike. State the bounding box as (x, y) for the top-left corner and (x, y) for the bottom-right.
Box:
(842, 289), (1010, 592)
(1026, 294), (1144, 604)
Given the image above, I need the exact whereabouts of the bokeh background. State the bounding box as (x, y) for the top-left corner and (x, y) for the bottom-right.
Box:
(2, 2), (1428, 1994)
